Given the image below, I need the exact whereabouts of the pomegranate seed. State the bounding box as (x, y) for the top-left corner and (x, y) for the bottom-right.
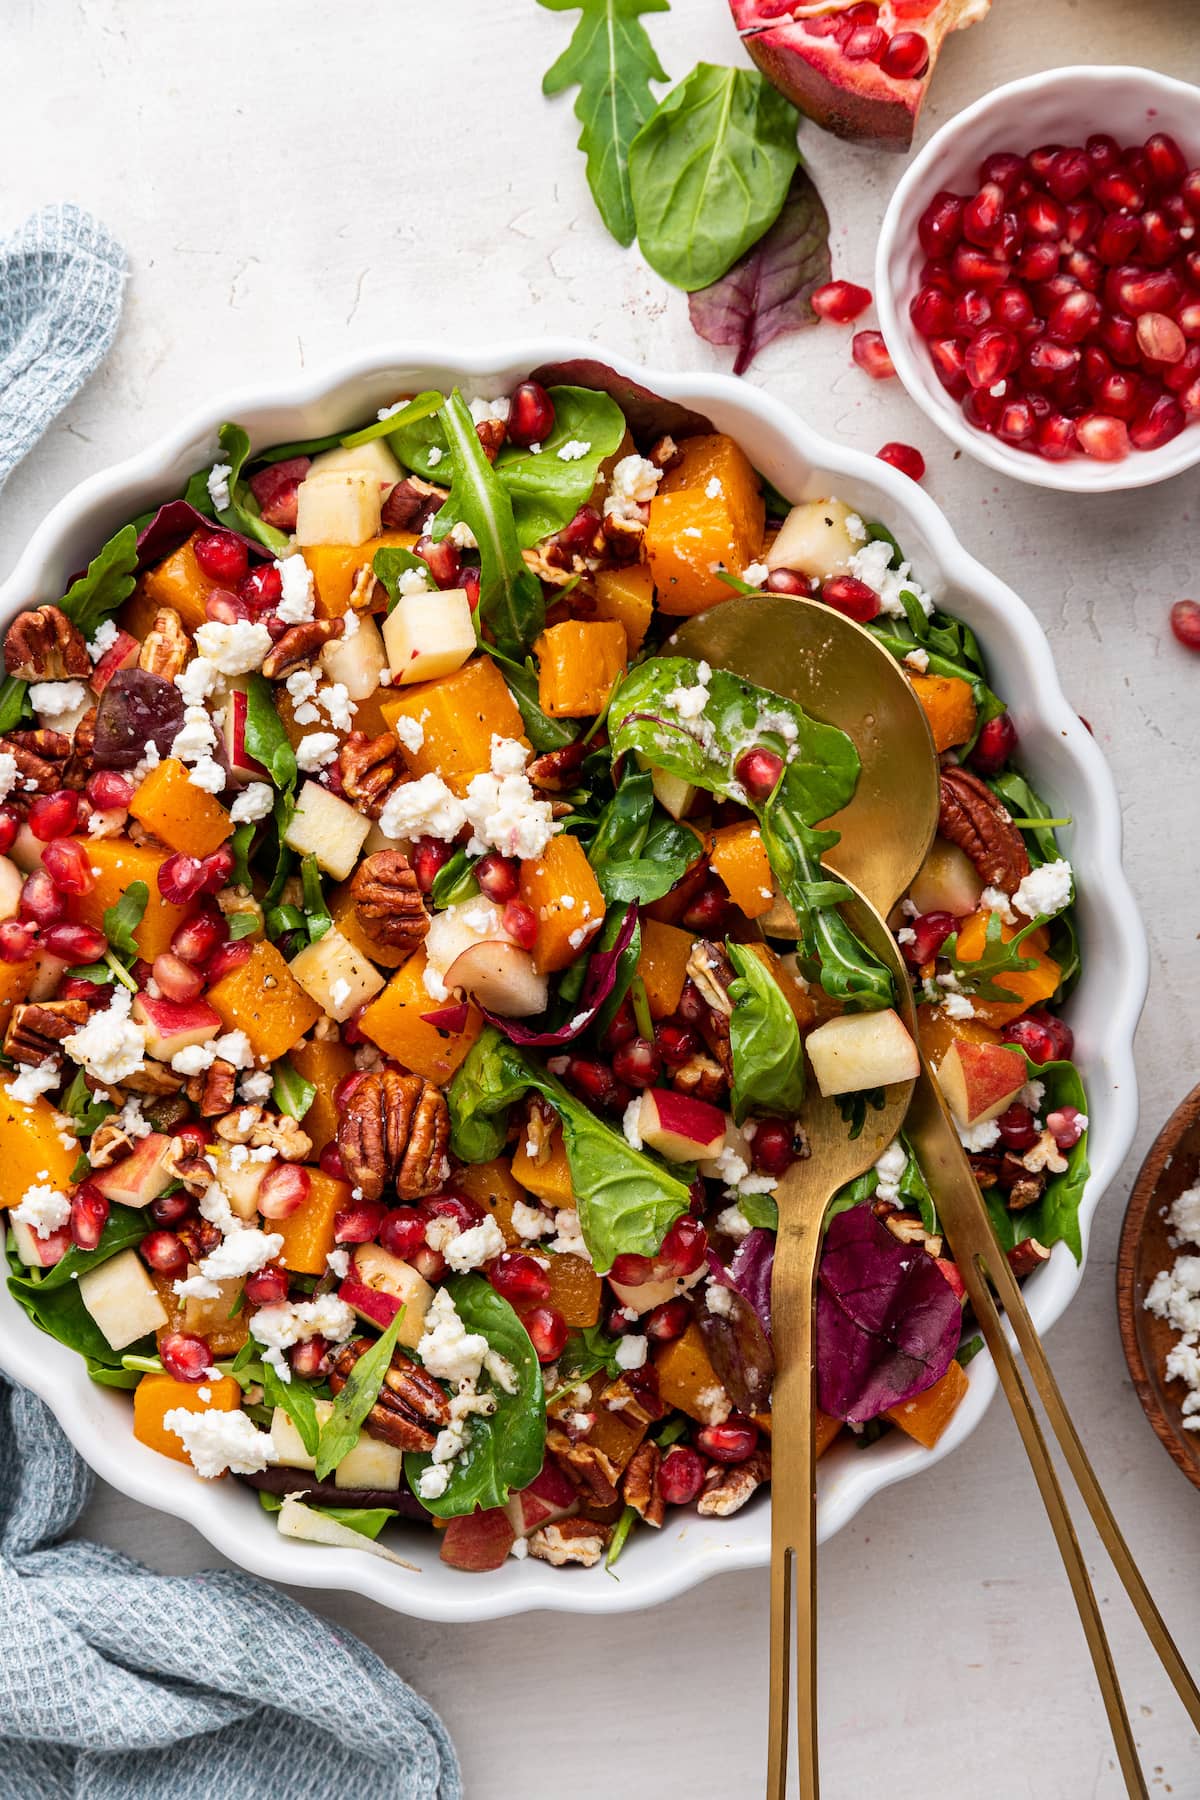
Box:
(612, 1037), (661, 1088)
(1062, 249), (1102, 293)
(557, 504), (602, 557)
(968, 712), (1018, 776)
(40, 922), (105, 962)
(658, 1215), (707, 1278)
(507, 381), (555, 447)
(1044, 148), (1091, 202)
(928, 337), (968, 397)
(257, 1163), (311, 1219)
(206, 940), (251, 984)
(160, 1330), (212, 1382)
(170, 911), (224, 966)
(524, 1305), (567, 1363)
(1082, 344), (1114, 389)
(765, 567), (814, 596)
(876, 441), (925, 482)
(240, 563), (284, 611)
(996, 398), (1036, 446)
(193, 530), (248, 583)
(1114, 267), (1181, 318)
(1026, 143), (1062, 183)
(1075, 413), (1130, 460)
(1065, 200), (1103, 249)
(751, 1118), (800, 1177)
(1095, 371), (1140, 419)
(655, 1021), (697, 1068)
(1095, 212), (1141, 265)
(657, 1445), (706, 1505)
(1170, 600), (1200, 650)
(901, 911), (956, 967)
(598, 1002), (637, 1058)
(1015, 242), (1059, 284)
(27, 790), (77, 842)
(67, 1184), (108, 1251)
(963, 183), (1006, 248)
(197, 847), (234, 896)
(1129, 394), (1185, 450)
(995, 1104), (1040, 1153)
(20, 867), (67, 926)
(1046, 291), (1101, 346)
(204, 588), (251, 625)
(1023, 339), (1079, 385)
(680, 880), (731, 934)
(85, 770), (134, 813)
(149, 951), (203, 1003)
(879, 28), (928, 77)
(909, 284), (955, 338)
(1098, 310), (1140, 367)
(0, 808), (17, 855)
(611, 1252), (655, 1288)
(811, 280), (872, 323)
(1002, 1010), (1073, 1064)
(490, 1251), (552, 1305)
(150, 1190), (194, 1227)
(319, 1143), (347, 1180)
(697, 1419), (759, 1464)
(333, 1201), (387, 1244)
(952, 287), (993, 334)
(411, 836), (454, 894)
(236, 1267), (287, 1312)
(1138, 210), (1180, 267)
(1084, 132), (1121, 177)
(290, 1338), (328, 1379)
(1094, 169), (1144, 212)
(734, 745), (784, 801)
(851, 330), (895, 379)
(1047, 1105), (1086, 1151)
(822, 574), (880, 623)
(41, 838), (92, 897)
(964, 326), (1018, 390)
(918, 192), (964, 258)
(0, 919), (36, 963)
(475, 852), (520, 903)
(564, 1056), (621, 1113)
(1176, 305), (1200, 344)
(158, 853), (206, 904)
(1136, 311), (1185, 365)
(843, 22), (886, 59)
(646, 1297), (691, 1343)
(421, 1193), (485, 1232)
(415, 534), (462, 590)
(501, 899), (538, 951)
(977, 150), (1028, 196)
(1181, 376), (1200, 416)
(379, 1207), (427, 1260)
(139, 1229), (189, 1277)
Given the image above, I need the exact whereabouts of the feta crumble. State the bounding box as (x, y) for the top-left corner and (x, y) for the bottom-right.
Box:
(1012, 858), (1073, 921)
(162, 1407), (277, 1479)
(229, 782), (274, 825)
(296, 732), (340, 772)
(873, 1139), (908, 1203)
(63, 986), (147, 1086)
(847, 537), (934, 620)
(556, 439), (591, 461)
(207, 462), (233, 513)
(603, 453), (661, 523)
(7, 1060), (61, 1107)
(12, 1183), (70, 1239)
(194, 620), (273, 676)
(29, 680), (87, 719)
(275, 553), (317, 623)
(461, 736), (557, 861)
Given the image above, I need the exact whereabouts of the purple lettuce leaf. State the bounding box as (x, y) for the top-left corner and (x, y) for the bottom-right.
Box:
(480, 905), (639, 1048)
(527, 359), (714, 447)
(815, 1204), (962, 1425)
(688, 166), (831, 377)
(701, 1232), (776, 1414)
(135, 500), (269, 572)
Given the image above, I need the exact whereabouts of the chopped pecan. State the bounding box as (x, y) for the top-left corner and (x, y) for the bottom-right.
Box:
(329, 1338), (450, 1452)
(3, 998), (89, 1065)
(600, 510), (645, 562)
(350, 850), (429, 951)
(646, 433), (681, 470)
(178, 1222), (223, 1264)
(547, 1428), (622, 1508)
(968, 1152), (1001, 1190)
(623, 1441), (664, 1528)
(475, 418), (506, 462)
(1008, 1236), (1051, 1278)
(0, 729), (70, 798)
(261, 618), (343, 680)
(669, 1051), (727, 1105)
(1021, 1128), (1069, 1176)
(1005, 1174), (1046, 1212)
(875, 1203), (943, 1258)
(522, 1096), (557, 1165)
(87, 1117), (139, 1169)
(138, 607), (189, 681)
(527, 741), (588, 793)
(696, 1446), (771, 1518)
(522, 542), (588, 587)
(381, 475), (449, 533)
(338, 730), (407, 818)
(252, 1112), (312, 1161)
(686, 941), (734, 1018)
(186, 1058), (237, 1118)
(64, 706), (96, 789)
(4, 605), (89, 682)
(166, 1134), (214, 1193)
(938, 767), (1030, 891)
(337, 1069), (449, 1204)
(600, 1372), (665, 1427)
(118, 1061), (185, 1096)
(528, 1517), (611, 1568)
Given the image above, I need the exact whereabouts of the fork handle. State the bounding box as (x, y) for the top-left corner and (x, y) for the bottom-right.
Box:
(767, 1196), (826, 1800)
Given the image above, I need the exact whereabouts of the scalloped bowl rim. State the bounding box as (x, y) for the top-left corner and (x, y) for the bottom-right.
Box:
(876, 64), (1200, 493)
(0, 340), (1147, 1621)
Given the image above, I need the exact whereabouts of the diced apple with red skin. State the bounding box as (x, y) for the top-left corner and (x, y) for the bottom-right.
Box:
(637, 1089), (727, 1163)
(805, 1009), (920, 1097)
(339, 1243), (432, 1351)
(90, 629), (140, 697)
(91, 1132), (175, 1207)
(504, 1462), (579, 1538)
(0, 855), (21, 921)
(11, 1216), (71, 1268)
(132, 993), (222, 1061)
(439, 1505), (517, 1571)
(608, 1261), (705, 1317)
(222, 683), (269, 785)
(937, 1040), (1027, 1127)
(935, 1257), (968, 1305)
(443, 941), (548, 1018)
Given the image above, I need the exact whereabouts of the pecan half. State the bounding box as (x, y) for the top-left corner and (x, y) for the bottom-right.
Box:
(338, 730), (406, 818)
(528, 1518), (611, 1568)
(139, 607), (189, 681)
(186, 1058), (237, 1118)
(1005, 1174), (1047, 1212)
(547, 1428), (622, 1508)
(64, 707), (96, 789)
(938, 766), (1030, 891)
(527, 741), (588, 793)
(600, 510), (645, 562)
(622, 1441), (664, 1528)
(0, 729), (70, 798)
(669, 1051), (727, 1105)
(381, 475), (449, 533)
(475, 418), (506, 462)
(1021, 1128), (1069, 1176)
(3, 998), (89, 1066)
(328, 1338), (450, 1452)
(522, 1096), (556, 1165)
(261, 618), (343, 680)
(696, 1446), (772, 1518)
(4, 605), (89, 682)
(337, 1069), (449, 1204)
(166, 1134), (214, 1193)
(350, 850), (429, 951)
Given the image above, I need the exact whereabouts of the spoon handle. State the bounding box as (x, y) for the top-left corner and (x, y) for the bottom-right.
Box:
(767, 1184), (828, 1800)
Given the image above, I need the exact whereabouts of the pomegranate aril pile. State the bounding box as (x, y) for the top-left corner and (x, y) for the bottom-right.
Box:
(911, 131), (1200, 460)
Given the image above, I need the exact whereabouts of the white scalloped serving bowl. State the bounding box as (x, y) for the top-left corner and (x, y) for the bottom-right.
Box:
(0, 341), (1147, 1622)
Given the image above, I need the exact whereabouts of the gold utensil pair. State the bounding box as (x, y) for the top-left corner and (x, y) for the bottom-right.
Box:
(678, 596), (1200, 1800)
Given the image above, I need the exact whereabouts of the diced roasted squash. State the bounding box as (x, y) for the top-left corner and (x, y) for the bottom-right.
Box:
(152, 1271), (248, 1355)
(658, 433), (766, 550)
(328, 881), (416, 972)
(593, 563), (654, 656)
(884, 1357), (969, 1448)
(286, 1035), (357, 1154)
(381, 657), (527, 796)
(207, 940), (322, 1062)
(741, 942), (819, 1032)
(455, 1158), (530, 1248)
(541, 1252), (601, 1328)
(951, 909), (1061, 1026)
(534, 619), (627, 718)
(138, 534), (214, 634)
(815, 1410), (843, 1459)
(128, 757), (232, 858)
(72, 837), (191, 961)
(272, 1169), (350, 1276)
(917, 1008), (1002, 1066)
(709, 821), (773, 920)
(0, 1087), (79, 1201)
(653, 1322), (726, 1421)
(133, 1372), (242, 1463)
(511, 1130), (574, 1208)
(909, 672), (978, 753)
(518, 834), (605, 973)
(647, 434), (766, 616)
(0, 954), (37, 1034)
(636, 918), (694, 1020)
(358, 949), (483, 1083)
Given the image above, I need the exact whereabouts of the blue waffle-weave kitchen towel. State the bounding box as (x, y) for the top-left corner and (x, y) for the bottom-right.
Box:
(0, 204), (127, 490)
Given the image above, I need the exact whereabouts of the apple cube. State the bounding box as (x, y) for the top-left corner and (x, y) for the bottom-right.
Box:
(29, 950), (68, 999)
(11, 1216), (70, 1268)
(294, 469), (382, 548)
(937, 1040), (1027, 1127)
(290, 927), (385, 1022)
(221, 683), (269, 785)
(767, 497), (860, 580)
(221, 1155), (271, 1221)
(443, 941), (548, 1018)
(275, 1496), (410, 1565)
(504, 1462), (579, 1538)
(0, 855), (21, 921)
(11, 824), (47, 874)
(806, 1009), (920, 1097)
(78, 1247), (169, 1350)
(321, 613), (388, 701)
(90, 628), (140, 696)
(308, 437), (403, 491)
(635, 755), (695, 821)
(340, 1243), (433, 1351)
(382, 589), (475, 686)
(132, 993), (221, 1061)
(334, 1431), (404, 1491)
(284, 780), (372, 882)
(91, 1132), (175, 1207)
(608, 1261), (705, 1317)
(909, 836), (984, 919)
(638, 1088), (727, 1163)
(270, 1400), (333, 1471)
(439, 1506), (516, 1571)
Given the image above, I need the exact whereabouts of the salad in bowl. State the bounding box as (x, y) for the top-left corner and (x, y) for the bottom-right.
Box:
(1, 365), (1088, 1577)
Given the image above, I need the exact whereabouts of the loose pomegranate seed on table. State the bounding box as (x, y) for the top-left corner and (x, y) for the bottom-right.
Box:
(1170, 600), (1200, 651)
(877, 441), (926, 481)
(811, 280), (872, 324)
(851, 330), (896, 379)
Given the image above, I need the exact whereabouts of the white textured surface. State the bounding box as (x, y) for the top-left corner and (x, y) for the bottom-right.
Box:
(3, 0), (1199, 1793)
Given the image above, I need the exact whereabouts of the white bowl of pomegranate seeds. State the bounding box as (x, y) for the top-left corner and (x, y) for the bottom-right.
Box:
(877, 66), (1200, 490)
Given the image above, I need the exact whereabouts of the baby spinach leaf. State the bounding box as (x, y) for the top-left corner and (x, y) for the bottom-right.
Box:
(272, 1058), (316, 1122)
(208, 422), (291, 556)
(429, 849), (481, 911)
(229, 819), (256, 888)
(539, 0), (670, 247)
(726, 941), (805, 1123)
(60, 1067), (115, 1139)
(556, 1321), (626, 1388)
(988, 770), (1070, 867)
(103, 881), (149, 959)
(86, 1358), (144, 1389)
(314, 1306), (406, 1481)
(341, 390), (445, 452)
(483, 646), (579, 753)
(243, 674), (297, 791)
(738, 1191), (779, 1231)
(436, 390), (544, 658)
(406, 1275), (546, 1518)
(0, 677), (32, 734)
(58, 523), (139, 640)
(262, 1359), (321, 1458)
(373, 543), (433, 608)
(447, 1027), (538, 1165)
(6, 1204), (150, 1367)
(689, 163), (830, 374)
(629, 64), (800, 290)
(587, 766), (700, 904)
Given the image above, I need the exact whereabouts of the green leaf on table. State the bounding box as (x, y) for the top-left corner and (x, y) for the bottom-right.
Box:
(726, 941), (806, 1124)
(539, 0), (670, 248)
(434, 391), (544, 657)
(207, 422), (291, 556)
(272, 1058), (316, 1122)
(314, 1305), (407, 1481)
(629, 64), (800, 291)
(242, 674), (297, 791)
(261, 1358), (321, 1458)
(58, 523), (139, 641)
(103, 881), (149, 960)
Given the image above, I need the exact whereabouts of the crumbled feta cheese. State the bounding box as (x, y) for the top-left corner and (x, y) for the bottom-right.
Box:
(621, 1098), (644, 1151)
(275, 553), (316, 623)
(549, 1207), (587, 1259)
(114, 1094), (152, 1140)
(250, 1296), (355, 1377)
(12, 1183), (70, 1239)
(1012, 858), (1073, 921)
(63, 986), (146, 1086)
(443, 1215), (507, 1273)
(377, 400), (407, 421)
(847, 538), (934, 619)
(238, 1069), (274, 1103)
(175, 1227), (284, 1301)
(417, 1286), (492, 1386)
(603, 453), (661, 523)
(705, 1281), (736, 1318)
(511, 1200), (553, 1240)
(162, 1407), (277, 1479)
(318, 682), (355, 732)
(207, 462), (233, 513)
(468, 395), (510, 427)
(392, 713), (425, 754)
(87, 619), (119, 665)
(229, 782), (274, 824)
(705, 476), (724, 499)
(1018, 1078), (1046, 1115)
(664, 659), (712, 722)
(844, 512), (868, 543)
(29, 680), (87, 719)
(448, 521), (478, 551)
(378, 771), (467, 843)
(7, 1059), (61, 1107)
(286, 666), (320, 707)
(461, 736), (557, 861)
(326, 1246), (351, 1279)
(716, 1202), (753, 1241)
(980, 884), (1017, 924)
(194, 620), (273, 676)
(956, 1117), (1001, 1152)
(741, 562), (769, 588)
(426, 446), (443, 469)
(296, 732), (340, 772)
(556, 439), (591, 461)
(904, 648), (930, 674)
(941, 990), (976, 1020)
(0, 750), (19, 803)
(615, 1334), (647, 1371)
(874, 1139), (908, 1203)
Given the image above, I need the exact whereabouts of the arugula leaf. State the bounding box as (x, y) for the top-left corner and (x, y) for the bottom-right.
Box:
(227, 912), (259, 942)
(373, 543), (434, 609)
(229, 819), (256, 888)
(261, 1358), (321, 1458)
(988, 770), (1070, 867)
(726, 942), (806, 1124)
(58, 523), (140, 640)
(103, 881), (149, 959)
(405, 1275), (545, 1517)
(301, 854), (332, 943)
(272, 1058), (316, 1121)
(606, 1504), (637, 1573)
(207, 422), (291, 556)
(435, 390), (545, 657)
(738, 1191), (779, 1231)
(555, 1321), (627, 1387)
(242, 674), (297, 791)
(629, 65), (800, 291)
(314, 1306), (406, 1481)
(256, 1491), (398, 1538)
(483, 645), (579, 753)
(866, 617), (1004, 754)
(341, 390), (445, 452)
(941, 908), (1048, 1004)
(587, 766), (700, 904)
(539, 0), (670, 247)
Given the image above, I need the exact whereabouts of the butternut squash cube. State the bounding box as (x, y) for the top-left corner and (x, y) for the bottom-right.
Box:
(287, 1035), (357, 1154)
(709, 821), (773, 920)
(381, 657), (527, 796)
(72, 837), (190, 961)
(128, 757), (232, 858)
(0, 954), (38, 1034)
(636, 918), (695, 1020)
(647, 435), (766, 617)
(908, 672), (977, 753)
(916, 1008), (1002, 1066)
(511, 1130), (574, 1208)
(302, 529), (418, 618)
(884, 1356), (969, 1449)
(139, 534), (213, 634)
(658, 433), (766, 550)
(207, 939), (322, 1062)
(534, 619), (627, 717)
(358, 949), (484, 1083)
(741, 942), (818, 1031)
(517, 834), (605, 973)
(455, 1157), (530, 1248)
(272, 1169), (351, 1276)
(0, 1086), (80, 1201)
(951, 909), (1061, 1027)
(654, 1321), (726, 1421)
(134, 1372), (242, 1463)
(593, 563), (654, 656)
(542, 1252), (601, 1327)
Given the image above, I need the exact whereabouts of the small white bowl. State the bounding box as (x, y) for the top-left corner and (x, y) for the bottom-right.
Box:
(877, 65), (1200, 493)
